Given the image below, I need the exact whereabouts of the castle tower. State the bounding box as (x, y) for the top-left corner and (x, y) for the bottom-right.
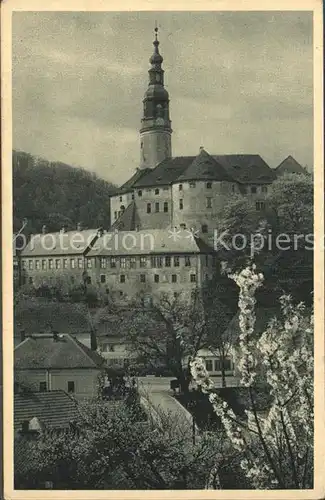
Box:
(140, 27), (172, 169)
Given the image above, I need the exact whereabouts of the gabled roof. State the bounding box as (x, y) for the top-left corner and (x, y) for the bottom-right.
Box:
(133, 157), (194, 187)
(14, 390), (79, 431)
(110, 201), (140, 231)
(14, 333), (106, 370)
(176, 150), (233, 182)
(88, 229), (210, 257)
(117, 168), (152, 194)
(275, 155), (306, 176)
(21, 229), (100, 257)
(212, 154), (276, 184)
(125, 151), (274, 189)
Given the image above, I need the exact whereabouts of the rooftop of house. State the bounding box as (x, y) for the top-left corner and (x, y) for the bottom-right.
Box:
(14, 390), (79, 432)
(110, 201), (141, 232)
(275, 155), (306, 176)
(20, 229), (101, 257)
(87, 228), (213, 257)
(14, 333), (106, 370)
(112, 149), (276, 193)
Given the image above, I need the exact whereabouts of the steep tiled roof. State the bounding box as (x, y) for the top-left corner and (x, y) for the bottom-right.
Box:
(14, 333), (106, 370)
(117, 168), (151, 193)
(126, 152), (274, 188)
(133, 157), (194, 187)
(110, 201), (140, 231)
(275, 155), (306, 176)
(21, 229), (100, 257)
(88, 229), (208, 257)
(212, 154), (275, 184)
(14, 390), (79, 431)
(176, 150), (233, 182)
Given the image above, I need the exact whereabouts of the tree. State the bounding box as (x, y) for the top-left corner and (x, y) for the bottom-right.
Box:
(125, 291), (208, 393)
(216, 173), (313, 305)
(15, 397), (225, 490)
(191, 265), (313, 489)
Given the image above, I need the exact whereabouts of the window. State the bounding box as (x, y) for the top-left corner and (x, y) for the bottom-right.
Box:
(138, 190), (142, 197)
(206, 197), (212, 208)
(86, 276), (91, 285)
(119, 196), (123, 202)
(154, 274), (159, 283)
(35, 260), (40, 270)
(67, 381), (75, 393)
(147, 203), (151, 214)
(28, 260), (33, 270)
(179, 184), (183, 191)
(28, 277), (33, 285)
(63, 259), (68, 269)
(55, 259), (61, 269)
(87, 259), (92, 269)
(262, 186), (268, 193)
(132, 194), (134, 200)
(190, 274), (196, 282)
(39, 382), (47, 392)
(206, 182), (212, 189)
(42, 260), (46, 270)
(151, 256), (157, 268)
(78, 258), (83, 269)
(172, 274), (177, 283)
(205, 360), (213, 372)
(251, 186), (257, 194)
(140, 256), (147, 268)
(155, 188), (160, 195)
(114, 211), (118, 220)
(214, 359), (232, 372)
(256, 201), (266, 211)
(120, 275), (126, 283)
(185, 256), (191, 267)
(120, 258), (126, 269)
(110, 257), (116, 268)
(100, 257), (106, 269)
(201, 224), (208, 233)
(157, 256), (163, 268)
(130, 257), (136, 269)
(100, 274), (106, 283)
(70, 258), (75, 269)
(155, 202), (159, 213)
(189, 181), (196, 188)
(49, 259), (54, 269)
(119, 291), (123, 297)
(174, 256), (180, 267)
(22, 260), (27, 270)
(173, 291), (179, 298)
(179, 199), (183, 210)
(164, 202), (168, 213)
(165, 256), (171, 267)
(140, 274), (146, 283)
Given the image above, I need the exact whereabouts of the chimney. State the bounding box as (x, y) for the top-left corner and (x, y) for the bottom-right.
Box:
(42, 225), (47, 234)
(199, 146), (204, 152)
(77, 222), (83, 231)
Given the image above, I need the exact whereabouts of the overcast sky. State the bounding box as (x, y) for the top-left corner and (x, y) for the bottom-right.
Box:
(12, 11), (313, 185)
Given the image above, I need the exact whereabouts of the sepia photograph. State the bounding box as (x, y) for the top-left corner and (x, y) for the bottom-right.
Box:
(1, 1), (324, 498)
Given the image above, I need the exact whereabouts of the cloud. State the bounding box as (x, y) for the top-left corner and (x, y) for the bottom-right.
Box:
(12, 11), (313, 184)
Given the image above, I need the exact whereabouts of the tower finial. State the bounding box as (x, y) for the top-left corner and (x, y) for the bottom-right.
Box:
(154, 21), (158, 40)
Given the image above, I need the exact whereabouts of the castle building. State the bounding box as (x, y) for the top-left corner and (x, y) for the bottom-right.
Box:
(109, 29), (276, 246)
(18, 29), (302, 306)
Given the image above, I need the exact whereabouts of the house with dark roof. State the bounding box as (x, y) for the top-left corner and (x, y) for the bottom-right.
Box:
(14, 333), (106, 400)
(275, 155), (306, 176)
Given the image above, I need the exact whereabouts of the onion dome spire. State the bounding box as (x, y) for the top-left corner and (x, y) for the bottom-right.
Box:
(150, 26), (163, 67)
